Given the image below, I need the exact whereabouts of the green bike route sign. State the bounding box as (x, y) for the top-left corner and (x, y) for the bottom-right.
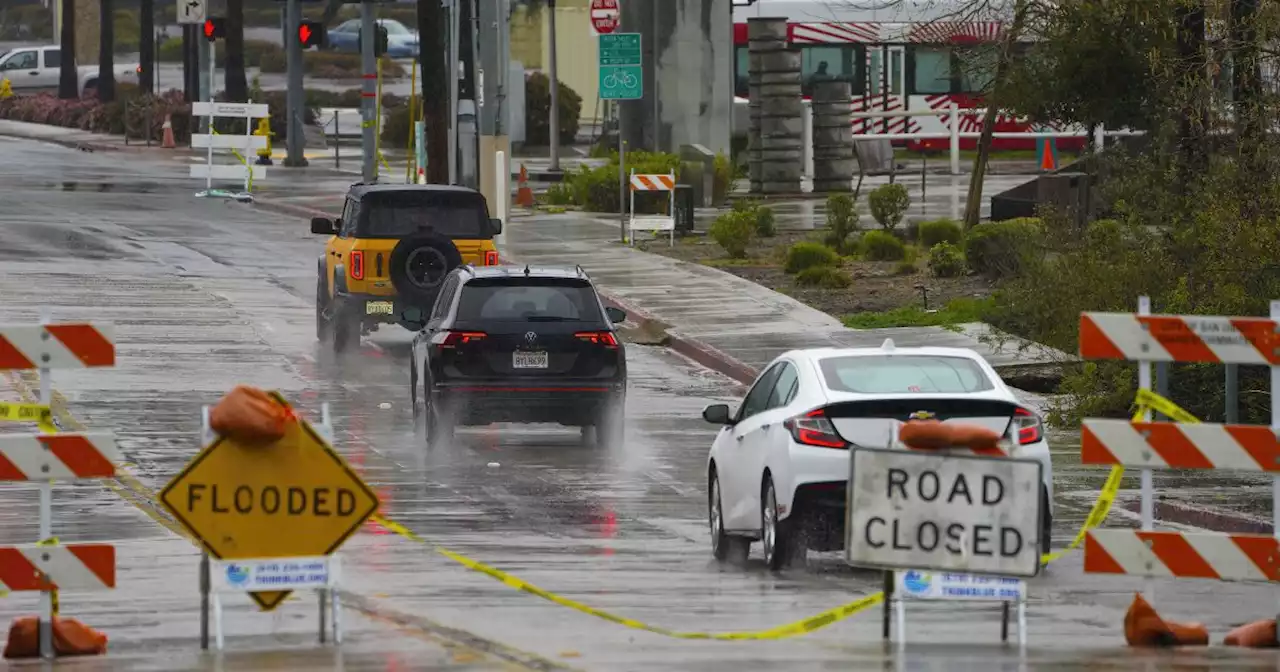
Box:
(598, 33), (642, 100)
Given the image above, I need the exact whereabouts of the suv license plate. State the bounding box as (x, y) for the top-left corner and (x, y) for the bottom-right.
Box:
(513, 351), (548, 369)
(366, 301), (394, 315)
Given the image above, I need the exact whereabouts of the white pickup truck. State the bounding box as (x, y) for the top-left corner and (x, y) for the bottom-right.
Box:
(0, 45), (139, 97)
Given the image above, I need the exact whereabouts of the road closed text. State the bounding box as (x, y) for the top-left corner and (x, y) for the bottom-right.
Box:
(182, 484), (364, 517)
(862, 468), (1025, 558)
(846, 448), (1042, 577)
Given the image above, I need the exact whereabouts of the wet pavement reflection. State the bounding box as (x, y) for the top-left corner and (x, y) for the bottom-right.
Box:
(1, 137), (1279, 670)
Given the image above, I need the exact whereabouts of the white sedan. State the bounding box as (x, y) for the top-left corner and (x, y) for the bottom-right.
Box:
(702, 340), (1053, 570)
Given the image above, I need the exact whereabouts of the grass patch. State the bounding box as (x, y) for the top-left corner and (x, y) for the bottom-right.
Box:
(842, 297), (994, 330)
(701, 257), (771, 268)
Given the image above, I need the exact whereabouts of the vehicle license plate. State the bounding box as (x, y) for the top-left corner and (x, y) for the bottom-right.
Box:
(366, 301), (394, 315)
(513, 351), (549, 369)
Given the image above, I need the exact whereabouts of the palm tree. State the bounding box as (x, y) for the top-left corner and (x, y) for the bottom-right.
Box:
(418, 0), (448, 183)
(225, 0), (247, 102)
(58, 0), (77, 99)
(98, 0), (116, 101)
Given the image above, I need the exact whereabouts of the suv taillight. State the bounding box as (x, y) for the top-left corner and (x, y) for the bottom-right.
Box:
(1014, 407), (1043, 445)
(430, 330), (486, 347)
(783, 408), (847, 448)
(483, 250), (499, 266)
(349, 250), (365, 280)
(574, 331), (618, 348)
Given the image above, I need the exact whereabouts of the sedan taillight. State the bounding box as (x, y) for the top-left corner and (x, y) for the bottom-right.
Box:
(574, 331), (618, 348)
(783, 408), (847, 449)
(1014, 407), (1044, 445)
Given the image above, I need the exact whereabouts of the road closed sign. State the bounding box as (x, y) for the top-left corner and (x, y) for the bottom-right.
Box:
(845, 448), (1043, 577)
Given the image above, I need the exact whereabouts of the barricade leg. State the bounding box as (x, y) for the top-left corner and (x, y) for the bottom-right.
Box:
(331, 588), (342, 645)
(37, 308), (54, 660)
(1271, 301), (1279, 620)
(1001, 602), (1009, 642)
(213, 592), (225, 651)
(894, 595), (905, 649)
(1137, 296), (1155, 603)
(1017, 597), (1027, 648)
(319, 589), (327, 644)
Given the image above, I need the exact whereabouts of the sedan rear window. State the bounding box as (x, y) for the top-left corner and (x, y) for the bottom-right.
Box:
(819, 355), (995, 394)
(456, 278), (603, 322)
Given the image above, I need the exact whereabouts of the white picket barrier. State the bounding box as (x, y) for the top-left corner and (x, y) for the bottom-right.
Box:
(190, 101), (270, 201)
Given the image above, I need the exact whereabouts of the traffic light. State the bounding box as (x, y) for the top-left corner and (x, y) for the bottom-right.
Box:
(298, 20), (327, 49)
(203, 17), (226, 41)
(357, 25), (389, 57)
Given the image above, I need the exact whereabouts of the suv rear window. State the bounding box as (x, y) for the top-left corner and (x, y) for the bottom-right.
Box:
(819, 355), (995, 394)
(456, 278), (603, 322)
(360, 191), (489, 238)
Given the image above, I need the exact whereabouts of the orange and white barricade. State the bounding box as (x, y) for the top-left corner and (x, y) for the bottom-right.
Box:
(0, 317), (119, 659)
(1078, 298), (1280, 599)
(628, 170), (676, 247)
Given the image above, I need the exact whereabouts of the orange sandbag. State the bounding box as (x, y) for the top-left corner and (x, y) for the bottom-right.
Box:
(209, 385), (293, 444)
(947, 423), (1003, 451)
(1225, 619), (1279, 647)
(898, 420), (954, 449)
(4, 616), (108, 658)
(1123, 593), (1208, 647)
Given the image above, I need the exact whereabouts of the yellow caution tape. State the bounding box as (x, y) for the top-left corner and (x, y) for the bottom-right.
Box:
(1133, 388), (1202, 424)
(371, 513), (885, 640)
(0, 401), (56, 432)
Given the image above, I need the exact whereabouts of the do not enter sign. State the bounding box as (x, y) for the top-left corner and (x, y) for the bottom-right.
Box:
(591, 0), (620, 34)
(845, 448), (1043, 577)
(159, 392), (379, 611)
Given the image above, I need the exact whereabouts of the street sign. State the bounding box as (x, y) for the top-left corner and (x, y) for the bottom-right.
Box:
(159, 392), (379, 610)
(590, 0), (620, 34)
(598, 33), (642, 101)
(178, 0), (206, 24)
(896, 570), (1026, 602)
(845, 448), (1043, 577)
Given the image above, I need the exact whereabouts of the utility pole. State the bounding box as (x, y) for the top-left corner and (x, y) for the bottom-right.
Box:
(448, 0), (460, 185)
(361, 2), (376, 182)
(547, 0), (560, 172)
(477, 0), (510, 213)
(140, 0), (154, 93)
(285, 0), (307, 166)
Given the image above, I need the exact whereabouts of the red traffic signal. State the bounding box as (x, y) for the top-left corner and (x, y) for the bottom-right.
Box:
(298, 20), (326, 49)
(203, 17), (226, 41)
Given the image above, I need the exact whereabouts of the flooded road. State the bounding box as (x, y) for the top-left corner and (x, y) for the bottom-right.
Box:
(0, 137), (1278, 670)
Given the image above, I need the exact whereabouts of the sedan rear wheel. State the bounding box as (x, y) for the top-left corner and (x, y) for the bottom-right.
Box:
(762, 476), (805, 570)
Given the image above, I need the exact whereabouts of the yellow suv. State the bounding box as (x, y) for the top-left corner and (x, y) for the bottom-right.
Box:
(311, 183), (503, 351)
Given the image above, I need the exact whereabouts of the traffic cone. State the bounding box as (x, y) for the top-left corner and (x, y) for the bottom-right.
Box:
(516, 163), (534, 207)
(161, 115), (176, 149)
(416, 166), (425, 184)
(1123, 593), (1208, 647)
(1038, 137), (1056, 171)
(1224, 619), (1279, 647)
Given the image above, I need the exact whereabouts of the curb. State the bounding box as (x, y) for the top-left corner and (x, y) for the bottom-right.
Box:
(253, 195), (759, 389)
(0, 129), (137, 153)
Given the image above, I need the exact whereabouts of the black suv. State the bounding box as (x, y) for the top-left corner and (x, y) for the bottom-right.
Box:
(410, 264), (628, 445)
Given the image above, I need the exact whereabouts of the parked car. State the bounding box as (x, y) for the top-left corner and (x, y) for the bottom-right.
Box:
(0, 45), (138, 97)
(702, 340), (1054, 570)
(325, 19), (420, 59)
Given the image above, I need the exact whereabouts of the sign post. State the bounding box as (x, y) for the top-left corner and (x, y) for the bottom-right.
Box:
(846, 435), (1043, 647)
(599, 32), (642, 243)
(160, 391), (379, 633)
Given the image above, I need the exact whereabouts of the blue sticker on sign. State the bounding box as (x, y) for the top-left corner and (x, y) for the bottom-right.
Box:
(225, 563), (249, 586)
(902, 570), (931, 594)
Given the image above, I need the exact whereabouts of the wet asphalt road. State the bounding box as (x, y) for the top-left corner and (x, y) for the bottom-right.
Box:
(2, 137), (1280, 670)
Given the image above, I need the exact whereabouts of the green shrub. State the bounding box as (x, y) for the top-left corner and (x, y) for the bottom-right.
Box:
(525, 72), (582, 145)
(893, 260), (918, 275)
(556, 150), (679, 212)
(825, 193), (858, 253)
(862, 229), (906, 261)
(784, 242), (839, 274)
(868, 183), (910, 231)
(796, 266), (850, 288)
(918, 218), (963, 248)
(158, 37), (184, 62)
(754, 206), (776, 237)
(928, 242), (967, 277)
(381, 105), (414, 147)
(709, 210), (755, 258)
(965, 218), (1042, 278)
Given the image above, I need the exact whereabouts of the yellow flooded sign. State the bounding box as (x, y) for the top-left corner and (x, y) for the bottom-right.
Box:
(159, 392), (379, 610)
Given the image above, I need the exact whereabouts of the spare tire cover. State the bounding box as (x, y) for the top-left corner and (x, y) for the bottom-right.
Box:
(389, 232), (463, 304)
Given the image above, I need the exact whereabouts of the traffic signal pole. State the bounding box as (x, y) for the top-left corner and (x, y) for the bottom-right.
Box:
(361, 1), (376, 182)
(285, 0), (307, 167)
